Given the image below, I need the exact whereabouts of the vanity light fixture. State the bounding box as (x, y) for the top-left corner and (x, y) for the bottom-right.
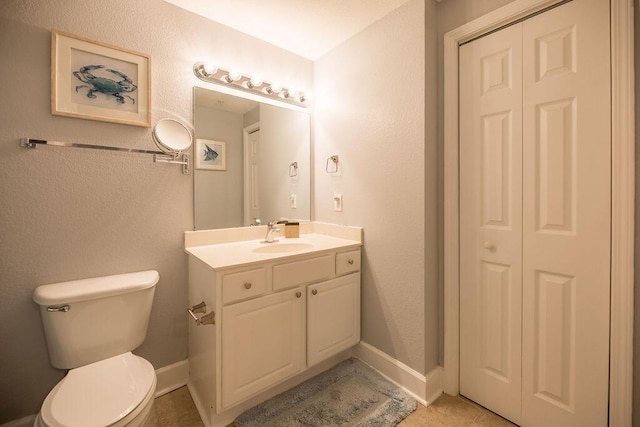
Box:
(193, 62), (308, 108)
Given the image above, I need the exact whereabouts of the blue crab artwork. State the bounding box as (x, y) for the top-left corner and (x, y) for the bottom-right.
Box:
(204, 144), (219, 162)
(73, 65), (137, 104)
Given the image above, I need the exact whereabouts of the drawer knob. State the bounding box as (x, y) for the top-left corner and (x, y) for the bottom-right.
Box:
(348, 259), (354, 265)
(244, 282), (252, 289)
(312, 289), (318, 296)
(296, 291), (302, 298)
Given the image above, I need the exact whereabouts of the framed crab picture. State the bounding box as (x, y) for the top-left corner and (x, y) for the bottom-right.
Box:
(195, 139), (226, 171)
(51, 30), (151, 127)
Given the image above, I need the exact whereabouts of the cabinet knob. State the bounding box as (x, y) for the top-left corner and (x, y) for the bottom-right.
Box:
(483, 241), (495, 250)
(296, 291), (302, 298)
(244, 282), (252, 289)
(348, 259), (354, 265)
(312, 289), (318, 296)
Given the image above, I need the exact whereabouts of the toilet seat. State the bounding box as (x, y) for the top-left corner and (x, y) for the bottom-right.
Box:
(38, 352), (156, 427)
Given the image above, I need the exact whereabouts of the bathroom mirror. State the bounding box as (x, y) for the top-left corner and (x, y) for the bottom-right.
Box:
(152, 118), (193, 153)
(193, 87), (311, 230)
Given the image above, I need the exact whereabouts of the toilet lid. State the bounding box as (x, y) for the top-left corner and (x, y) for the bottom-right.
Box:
(41, 352), (155, 427)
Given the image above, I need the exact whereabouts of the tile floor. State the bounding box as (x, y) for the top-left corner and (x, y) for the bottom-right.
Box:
(144, 386), (516, 427)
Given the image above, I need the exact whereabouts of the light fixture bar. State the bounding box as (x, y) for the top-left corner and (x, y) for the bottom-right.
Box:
(193, 62), (308, 108)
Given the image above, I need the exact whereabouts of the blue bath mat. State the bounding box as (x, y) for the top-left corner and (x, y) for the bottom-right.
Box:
(235, 358), (417, 427)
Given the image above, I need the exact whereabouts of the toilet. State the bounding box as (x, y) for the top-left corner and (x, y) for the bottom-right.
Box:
(32, 270), (159, 427)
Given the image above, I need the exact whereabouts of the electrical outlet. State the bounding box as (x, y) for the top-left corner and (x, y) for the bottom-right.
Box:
(333, 194), (343, 212)
(290, 194), (297, 209)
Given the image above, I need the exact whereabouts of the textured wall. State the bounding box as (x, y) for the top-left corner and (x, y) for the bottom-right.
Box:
(314, 0), (437, 374)
(0, 0), (312, 422)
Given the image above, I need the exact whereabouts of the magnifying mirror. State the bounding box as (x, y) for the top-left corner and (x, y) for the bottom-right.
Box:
(152, 118), (192, 174)
(152, 118), (193, 154)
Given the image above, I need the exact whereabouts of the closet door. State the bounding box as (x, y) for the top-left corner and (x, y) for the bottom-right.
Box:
(459, 23), (523, 425)
(521, 0), (610, 425)
(460, 0), (611, 425)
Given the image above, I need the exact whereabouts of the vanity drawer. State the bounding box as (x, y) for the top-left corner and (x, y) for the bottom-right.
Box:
(273, 255), (334, 291)
(336, 250), (361, 276)
(222, 267), (267, 305)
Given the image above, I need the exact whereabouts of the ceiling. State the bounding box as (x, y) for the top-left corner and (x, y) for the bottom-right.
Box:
(194, 87), (259, 114)
(164, 0), (413, 60)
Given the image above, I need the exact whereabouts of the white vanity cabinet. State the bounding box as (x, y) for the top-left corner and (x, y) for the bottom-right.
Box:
(185, 231), (362, 426)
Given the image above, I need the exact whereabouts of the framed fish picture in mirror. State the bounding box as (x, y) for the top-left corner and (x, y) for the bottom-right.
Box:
(51, 30), (151, 127)
(195, 139), (226, 171)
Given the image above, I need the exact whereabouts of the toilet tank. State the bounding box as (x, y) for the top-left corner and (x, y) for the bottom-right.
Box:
(33, 270), (159, 369)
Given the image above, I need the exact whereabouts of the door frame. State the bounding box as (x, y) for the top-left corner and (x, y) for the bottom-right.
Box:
(442, 0), (635, 425)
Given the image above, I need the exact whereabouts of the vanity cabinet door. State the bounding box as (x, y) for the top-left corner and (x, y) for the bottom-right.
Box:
(307, 273), (361, 367)
(221, 287), (304, 409)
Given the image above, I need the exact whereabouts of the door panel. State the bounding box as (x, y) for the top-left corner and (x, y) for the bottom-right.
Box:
(521, 0), (610, 425)
(479, 261), (512, 381)
(535, 98), (576, 234)
(460, 22), (523, 425)
(531, 271), (576, 410)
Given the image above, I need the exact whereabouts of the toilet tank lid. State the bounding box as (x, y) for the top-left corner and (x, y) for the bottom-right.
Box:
(33, 270), (159, 306)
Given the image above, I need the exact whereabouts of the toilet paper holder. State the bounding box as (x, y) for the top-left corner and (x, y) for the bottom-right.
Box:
(187, 301), (215, 326)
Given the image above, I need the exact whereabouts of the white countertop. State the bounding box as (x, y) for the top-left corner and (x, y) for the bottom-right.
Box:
(185, 233), (362, 270)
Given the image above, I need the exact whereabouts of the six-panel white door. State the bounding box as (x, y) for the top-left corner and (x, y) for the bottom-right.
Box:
(460, 21), (524, 425)
(459, 0), (611, 425)
(520, 1), (610, 425)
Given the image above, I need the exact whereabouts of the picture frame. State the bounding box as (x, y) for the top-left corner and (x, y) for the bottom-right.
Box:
(195, 139), (226, 171)
(51, 30), (151, 127)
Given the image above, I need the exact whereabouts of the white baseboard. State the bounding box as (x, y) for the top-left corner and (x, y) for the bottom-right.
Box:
(352, 341), (443, 406)
(155, 358), (189, 397)
(0, 415), (36, 427)
(424, 364), (444, 405)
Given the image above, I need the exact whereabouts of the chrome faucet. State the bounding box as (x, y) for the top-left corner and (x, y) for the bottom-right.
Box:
(262, 220), (281, 243)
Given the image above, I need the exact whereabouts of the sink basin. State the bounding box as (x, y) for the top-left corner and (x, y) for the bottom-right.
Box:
(252, 242), (314, 254)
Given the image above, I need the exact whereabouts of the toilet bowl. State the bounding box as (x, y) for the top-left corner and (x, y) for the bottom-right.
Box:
(33, 271), (159, 427)
(34, 353), (156, 427)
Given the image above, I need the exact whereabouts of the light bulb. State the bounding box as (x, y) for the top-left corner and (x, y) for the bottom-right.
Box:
(268, 83), (282, 94)
(243, 77), (263, 89)
(222, 70), (241, 84)
(202, 63), (217, 76)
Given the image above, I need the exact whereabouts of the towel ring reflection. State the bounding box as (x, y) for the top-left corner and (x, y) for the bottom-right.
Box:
(289, 162), (298, 177)
(326, 155), (339, 173)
